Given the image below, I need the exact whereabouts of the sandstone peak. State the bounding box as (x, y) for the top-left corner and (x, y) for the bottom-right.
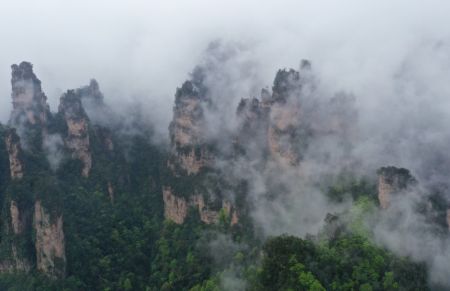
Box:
(77, 79), (104, 104)
(272, 60), (314, 104)
(9, 61), (50, 129)
(272, 68), (301, 103)
(11, 62), (35, 81)
(237, 97), (260, 114)
(236, 97), (269, 133)
(59, 90), (88, 119)
(377, 166), (416, 209)
(59, 89), (92, 177)
(168, 72), (214, 176)
(300, 59), (311, 70)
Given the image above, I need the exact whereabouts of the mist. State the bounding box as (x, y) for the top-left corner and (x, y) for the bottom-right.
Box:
(2, 0), (450, 288)
(1, 1), (449, 140)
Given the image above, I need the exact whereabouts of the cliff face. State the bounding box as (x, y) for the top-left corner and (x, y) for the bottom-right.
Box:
(0, 129), (32, 272)
(168, 80), (212, 175)
(377, 167), (416, 209)
(0, 198), (32, 273)
(163, 187), (238, 225)
(162, 188), (188, 224)
(163, 63), (317, 225)
(5, 129), (24, 179)
(34, 200), (66, 278)
(59, 90), (92, 177)
(235, 97), (270, 160)
(77, 79), (113, 127)
(163, 72), (241, 225)
(267, 104), (301, 166)
(0, 63), (67, 279)
(9, 62), (50, 129)
(267, 62), (313, 166)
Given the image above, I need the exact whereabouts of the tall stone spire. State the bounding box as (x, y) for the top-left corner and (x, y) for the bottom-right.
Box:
(9, 62), (50, 129)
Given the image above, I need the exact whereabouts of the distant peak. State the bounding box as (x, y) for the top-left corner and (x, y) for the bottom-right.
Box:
(300, 59), (311, 70)
(9, 61), (49, 129)
(11, 61), (39, 83)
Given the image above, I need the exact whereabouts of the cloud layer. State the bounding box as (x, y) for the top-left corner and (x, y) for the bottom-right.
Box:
(2, 0), (450, 140)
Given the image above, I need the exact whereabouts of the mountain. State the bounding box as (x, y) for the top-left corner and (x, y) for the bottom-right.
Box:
(0, 61), (447, 290)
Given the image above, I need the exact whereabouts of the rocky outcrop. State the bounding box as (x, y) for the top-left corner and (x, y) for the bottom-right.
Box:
(9, 62), (50, 129)
(267, 62), (313, 166)
(261, 61), (357, 168)
(34, 200), (66, 278)
(267, 105), (301, 166)
(59, 90), (92, 177)
(163, 187), (238, 225)
(235, 97), (270, 160)
(377, 166), (416, 209)
(4, 129), (24, 179)
(168, 80), (212, 175)
(77, 79), (114, 127)
(236, 97), (269, 133)
(169, 147), (213, 176)
(0, 128), (33, 273)
(165, 75), (237, 223)
(163, 188), (188, 224)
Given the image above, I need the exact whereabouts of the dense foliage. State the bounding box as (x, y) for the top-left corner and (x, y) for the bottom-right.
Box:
(0, 123), (435, 291)
(255, 234), (428, 291)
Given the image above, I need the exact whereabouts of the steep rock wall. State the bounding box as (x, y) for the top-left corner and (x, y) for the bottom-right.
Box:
(5, 129), (24, 179)
(9, 62), (50, 128)
(163, 187), (238, 225)
(59, 90), (92, 177)
(34, 200), (66, 278)
(235, 97), (270, 160)
(266, 64), (312, 166)
(377, 167), (416, 209)
(168, 80), (212, 175)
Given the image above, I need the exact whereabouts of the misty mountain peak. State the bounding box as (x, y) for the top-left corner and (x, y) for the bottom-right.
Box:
(272, 60), (315, 104)
(169, 77), (212, 175)
(76, 79), (104, 103)
(272, 68), (301, 100)
(11, 62), (36, 82)
(377, 166), (417, 209)
(300, 59), (312, 70)
(9, 61), (50, 129)
(175, 77), (209, 105)
(59, 89), (88, 119)
(176, 80), (199, 99)
(59, 89), (92, 177)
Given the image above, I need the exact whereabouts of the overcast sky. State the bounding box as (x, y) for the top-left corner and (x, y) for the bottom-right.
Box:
(1, 0), (450, 137)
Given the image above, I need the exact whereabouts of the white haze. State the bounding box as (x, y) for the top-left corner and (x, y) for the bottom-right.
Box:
(2, 0), (450, 288)
(1, 0), (449, 140)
